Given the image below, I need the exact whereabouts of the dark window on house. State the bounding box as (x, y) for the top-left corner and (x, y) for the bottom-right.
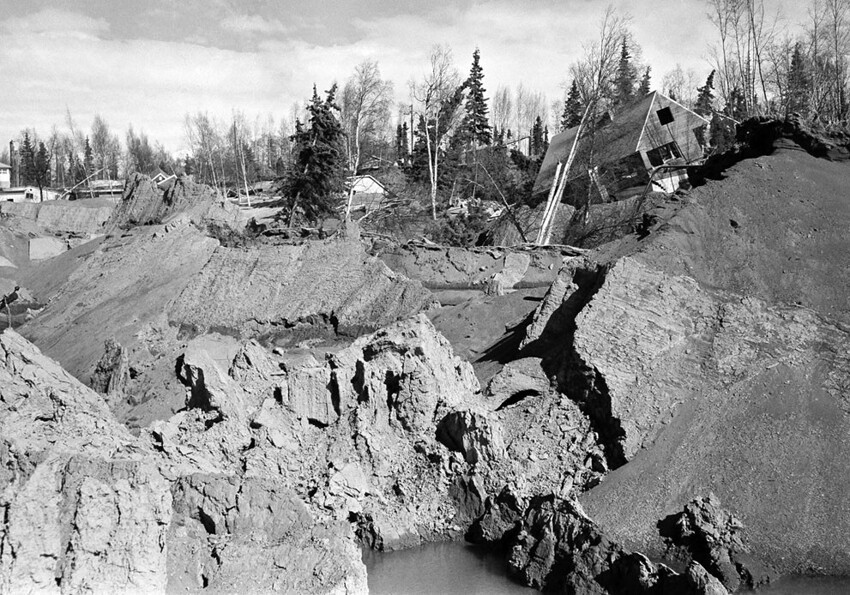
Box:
(646, 142), (682, 167)
(656, 107), (674, 125)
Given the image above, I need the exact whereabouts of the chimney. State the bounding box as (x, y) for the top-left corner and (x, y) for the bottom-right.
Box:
(9, 140), (16, 187)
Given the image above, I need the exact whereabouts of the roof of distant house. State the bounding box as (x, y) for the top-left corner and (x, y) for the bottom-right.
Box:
(347, 174), (386, 189)
(0, 162), (11, 170)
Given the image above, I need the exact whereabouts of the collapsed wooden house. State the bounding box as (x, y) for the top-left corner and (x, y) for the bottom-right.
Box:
(531, 92), (709, 233)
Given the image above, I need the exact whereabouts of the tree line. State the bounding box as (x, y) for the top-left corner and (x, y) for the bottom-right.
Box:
(4, 1), (848, 230)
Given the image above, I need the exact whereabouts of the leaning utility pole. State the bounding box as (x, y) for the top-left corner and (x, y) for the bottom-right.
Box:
(536, 103), (591, 245)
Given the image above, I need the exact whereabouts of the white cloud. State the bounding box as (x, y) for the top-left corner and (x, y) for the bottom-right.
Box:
(220, 14), (289, 35)
(0, 8), (109, 38)
(0, 0), (812, 152)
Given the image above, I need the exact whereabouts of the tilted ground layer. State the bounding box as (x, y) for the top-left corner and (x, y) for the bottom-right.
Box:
(0, 198), (114, 235)
(19, 216), (432, 429)
(572, 142), (850, 574)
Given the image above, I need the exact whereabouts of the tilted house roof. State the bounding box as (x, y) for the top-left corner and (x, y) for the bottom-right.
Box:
(532, 91), (709, 201)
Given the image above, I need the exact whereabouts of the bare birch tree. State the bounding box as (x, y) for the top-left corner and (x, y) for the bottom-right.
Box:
(569, 4), (631, 110)
(661, 64), (700, 107)
(341, 60), (393, 216)
(491, 84), (513, 135)
(411, 45), (463, 220)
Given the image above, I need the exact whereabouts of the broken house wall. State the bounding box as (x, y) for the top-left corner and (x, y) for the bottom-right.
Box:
(637, 93), (708, 168)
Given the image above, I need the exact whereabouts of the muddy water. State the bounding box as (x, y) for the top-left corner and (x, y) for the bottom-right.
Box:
(364, 541), (534, 595)
(758, 576), (850, 594)
(365, 540), (850, 595)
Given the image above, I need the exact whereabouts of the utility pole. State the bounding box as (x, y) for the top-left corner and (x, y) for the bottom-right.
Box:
(408, 104), (414, 155)
(9, 141), (17, 187)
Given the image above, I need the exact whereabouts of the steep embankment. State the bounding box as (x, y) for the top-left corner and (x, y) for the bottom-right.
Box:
(20, 180), (433, 430)
(558, 141), (850, 574)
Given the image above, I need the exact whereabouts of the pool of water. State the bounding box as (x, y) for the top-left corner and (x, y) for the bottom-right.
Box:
(364, 541), (534, 595)
(757, 575), (850, 594)
(365, 540), (850, 595)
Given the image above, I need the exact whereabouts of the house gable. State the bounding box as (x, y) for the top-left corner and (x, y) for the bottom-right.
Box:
(532, 91), (709, 202)
(635, 93), (709, 168)
(348, 174), (386, 195)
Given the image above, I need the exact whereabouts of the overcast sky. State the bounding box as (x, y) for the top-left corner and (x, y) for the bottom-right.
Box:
(0, 0), (810, 152)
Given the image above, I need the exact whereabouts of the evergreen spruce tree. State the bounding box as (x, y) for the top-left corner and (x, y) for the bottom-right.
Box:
(529, 117), (550, 158)
(83, 137), (94, 175)
(31, 142), (51, 201)
(709, 112), (736, 152)
(724, 88), (747, 121)
(67, 152), (79, 185)
(284, 84), (346, 223)
(561, 80), (584, 130)
(19, 132), (34, 186)
(638, 66), (652, 96)
(400, 122), (409, 162)
(462, 48), (492, 146)
(787, 42), (809, 116)
(530, 116), (544, 157)
(694, 70), (716, 117)
(407, 115), (430, 185)
(614, 38), (637, 108)
(492, 126), (500, 145)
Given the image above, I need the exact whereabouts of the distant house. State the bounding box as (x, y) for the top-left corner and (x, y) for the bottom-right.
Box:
(346, 174), (387, 214)
(0, 162), (10, 189)
(348, 174), (386, 196)
(156, 174), (177, 191)
(0, 186), (62, 203)
(88, 179), (125, 197)
(533, 91), (710, 205)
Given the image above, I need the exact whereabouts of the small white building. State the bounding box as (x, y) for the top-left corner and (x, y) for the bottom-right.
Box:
(0, 186), (62, 203)
(0, 162), (10, 189)
(348, 174), (386, 196)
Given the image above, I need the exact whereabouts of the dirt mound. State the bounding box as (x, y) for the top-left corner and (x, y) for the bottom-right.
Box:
(509, 141), (850, 574)
(107, 173), (239, 231)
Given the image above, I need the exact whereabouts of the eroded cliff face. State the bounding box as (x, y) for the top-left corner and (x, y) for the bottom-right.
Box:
(0, 329), (368, 594)
(1, 306), (625, 592)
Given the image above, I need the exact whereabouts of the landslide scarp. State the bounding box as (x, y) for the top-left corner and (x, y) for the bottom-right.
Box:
(562, 133), (850, 575)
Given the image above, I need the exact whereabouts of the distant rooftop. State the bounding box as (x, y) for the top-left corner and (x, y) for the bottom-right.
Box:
(0, 162), (10, 170)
